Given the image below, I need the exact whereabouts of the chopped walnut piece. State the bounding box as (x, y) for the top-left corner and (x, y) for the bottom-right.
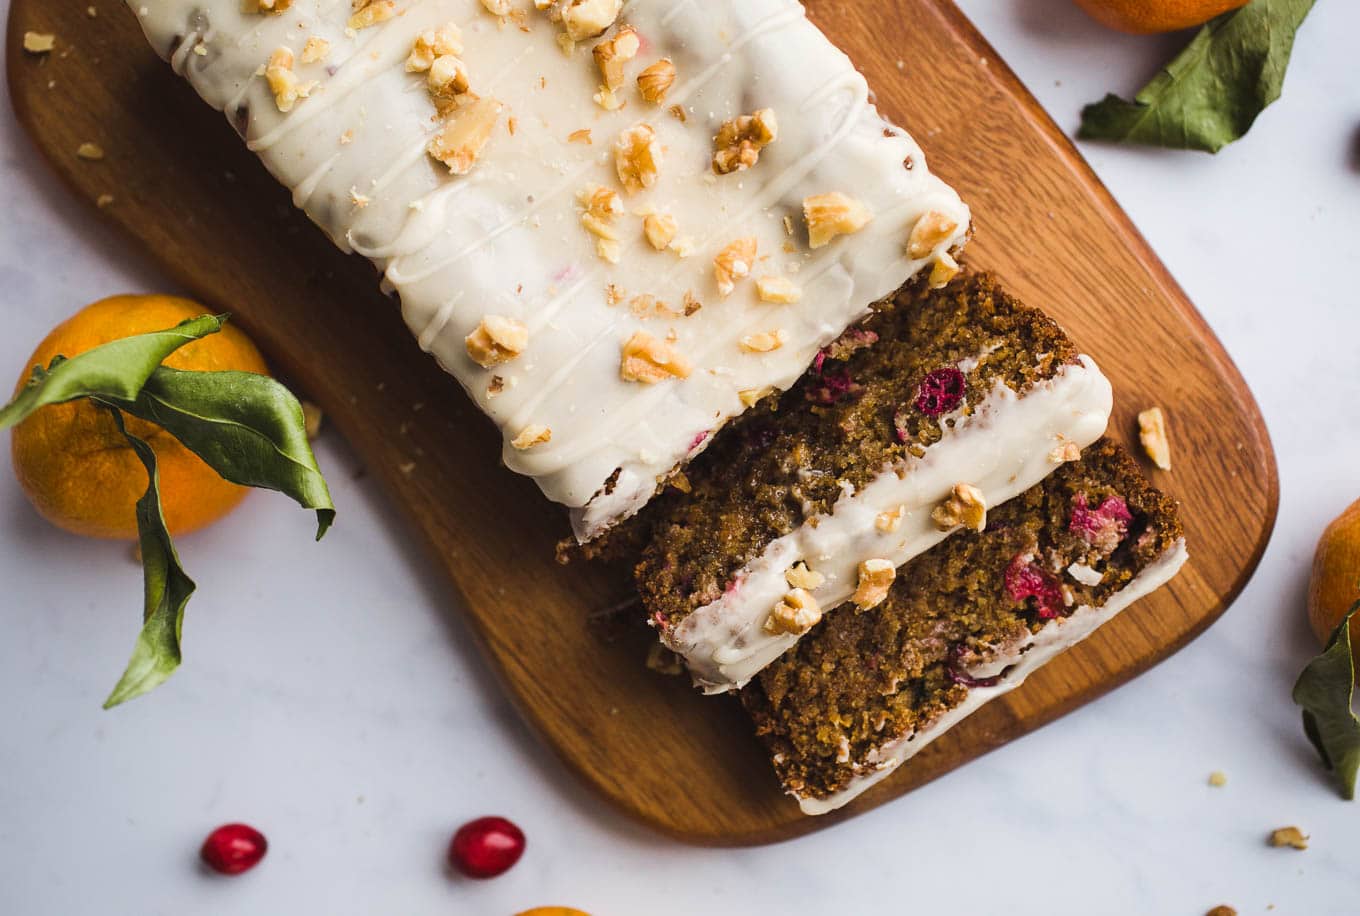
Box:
(1049, 435), (1082, 464)
(265, 47), (317, 113)
(851, 559), (896, 610)
(300, 37), (330, 64)
(577, 184), (625, 261)
(511, 424), (552, 450)
(427, 55), (471, 104)
(427, 96), (503, 174)
(76, 142), (105, 161)
(875, 505), (905, 533)
(682, 291), (702, 315)
(22, 31), (55, 54)
(739, 330), (784, 354)
(738, 386), (771, 408)
(637, 58), (676, 103)
(755, 275), (801, 304)
(643, 212), (677, 251)
(929, 251), (960, 289)
(1268, 826), (1308, 850)
(567, 128), (593, 144)
(713, 237), (757, 296)
(561, 0), (622, 40)
(465, 315), (529, 368)
(593, 86), (624, 111)
(712, 108), (778, 175)
(619, 331), (692, 384)
(614, 124), (662, 194)
(604, 283), (627, 306)
(593, 27), (639, 92)
(804, 192), (873, 248)
(245, 0), (292, 11)
(480, 0), (513, 16)
(407, 24), (464, 72)
(348, 0), (396, 30)
(785, 562), (825, 591)
(1138, 406), (1172, 471)
(763, 588), (822, 636)
(931, 482), (987, 532)
(907, 209), (961, 259)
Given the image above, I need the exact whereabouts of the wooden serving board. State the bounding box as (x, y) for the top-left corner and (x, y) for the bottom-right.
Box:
(8, 0), (1277, 845)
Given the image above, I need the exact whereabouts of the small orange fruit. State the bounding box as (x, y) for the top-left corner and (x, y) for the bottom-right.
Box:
(1072, 0), (1249, 34)
(515, 909), (591, 916)
(1308, 497), (1360, 681)
(10, 294), (269, 539)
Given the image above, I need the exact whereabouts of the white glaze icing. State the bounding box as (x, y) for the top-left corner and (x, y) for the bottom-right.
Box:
(666, 355), (1114, 693)
(796, 538), (1190, 815)
(127, 0), (971, 539)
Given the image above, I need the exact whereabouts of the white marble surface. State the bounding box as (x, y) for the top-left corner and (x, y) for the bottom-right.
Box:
(1, 1), (1357, 912)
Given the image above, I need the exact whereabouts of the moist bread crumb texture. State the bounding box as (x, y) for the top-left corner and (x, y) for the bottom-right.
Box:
(626, 273), (1081, 631)
(740, 438), (1183, 801)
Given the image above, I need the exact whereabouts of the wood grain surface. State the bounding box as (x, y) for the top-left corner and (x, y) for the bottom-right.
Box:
(8, 0), (1277, 845)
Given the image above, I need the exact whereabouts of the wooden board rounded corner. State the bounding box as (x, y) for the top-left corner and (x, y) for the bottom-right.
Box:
(7, 0), (1278, 846)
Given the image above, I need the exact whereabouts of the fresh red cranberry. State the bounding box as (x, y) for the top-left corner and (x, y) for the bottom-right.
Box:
(200, 824), (267, 876)
(449, 816), (525, 879)
(913, 366), (967, 419)
(1004, 554), (1065, 620)
(805, 367), (862, 406)
(1069, 493), (1133, 554)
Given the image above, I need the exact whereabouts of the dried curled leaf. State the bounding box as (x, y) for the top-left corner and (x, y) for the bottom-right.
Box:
(1293, 601), (1360, 799)
(1079, 0), (1316, 153)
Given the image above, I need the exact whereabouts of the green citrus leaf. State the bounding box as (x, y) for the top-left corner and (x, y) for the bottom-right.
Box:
(100, 408), (197, 709)
(0, 314), (227, 429)
(107, 367), (335, 539)
(1078, 0), (1316, 153)
(1292, 601), (1360, 800)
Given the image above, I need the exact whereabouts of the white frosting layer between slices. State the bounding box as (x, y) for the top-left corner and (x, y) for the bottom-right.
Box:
(127, 0), (970, 539)
(666, 355), (1114, 693)
(797, 538), (1189, 815)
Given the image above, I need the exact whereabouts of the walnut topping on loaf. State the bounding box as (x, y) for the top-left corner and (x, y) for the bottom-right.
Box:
(851, 558), (896, 610)
(637, 59), (677, 104)
(512, 424), (552, 449)
(466, 315), (529, 368)
(713, 109), (778, 175)
(561, 0), (623, 41)
(907, 210), (961, 259)
(300, 37), (330, 64)
(348, 0), (395, 30)
(714, 238), (757, 296)
(408, 25), (464, 72)
(804, 193), (873, 248)
(578, 185), (626, 262)
(931, 482), (987, 532)
(593, 27), (639, 95)
(427, 97), (503, 174)
(265, 48), (316, 113)
(620, 332), (692, 384)
(756, 276), (801, 304)
(764, 589), (822, 636)
(614, 125), (662, 193)
(642, 212), (678, 251)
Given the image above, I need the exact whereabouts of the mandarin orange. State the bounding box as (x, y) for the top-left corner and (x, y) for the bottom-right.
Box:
(1072, 0), (1249, 34)
(10, 294), (268, 539)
